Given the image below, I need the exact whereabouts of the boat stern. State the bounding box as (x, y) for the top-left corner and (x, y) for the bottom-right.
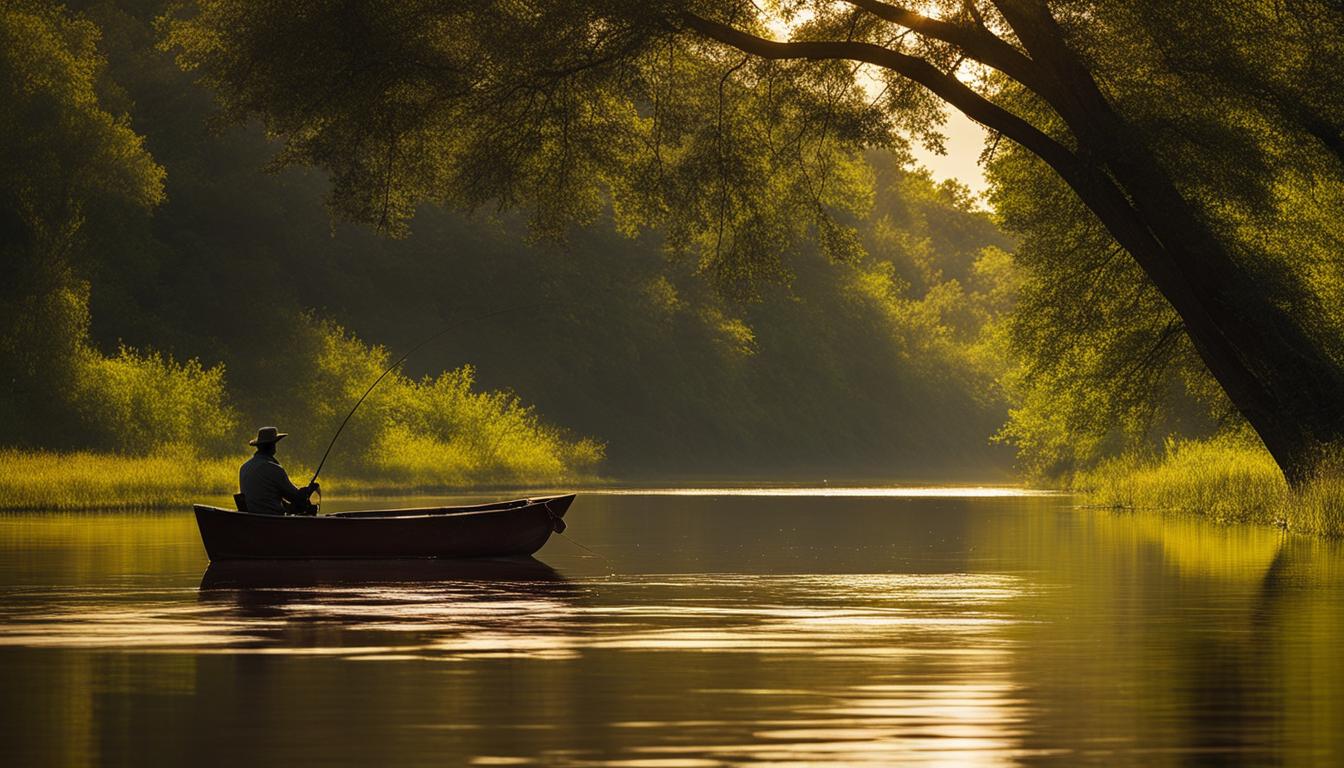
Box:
(192, 505), (227, 561)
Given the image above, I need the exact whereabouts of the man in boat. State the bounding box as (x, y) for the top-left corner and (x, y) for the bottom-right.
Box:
(238, 426), (320, 515)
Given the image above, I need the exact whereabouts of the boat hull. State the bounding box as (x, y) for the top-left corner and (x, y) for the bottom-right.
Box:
(193, 495), (573, 560)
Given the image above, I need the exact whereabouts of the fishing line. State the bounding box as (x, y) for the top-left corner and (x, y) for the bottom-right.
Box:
(560, 533), (615, 574)
(308, 300), (552, 487)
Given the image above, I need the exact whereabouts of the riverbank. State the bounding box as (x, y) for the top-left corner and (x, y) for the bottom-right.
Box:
(1073, 437), (1344, 537)
(0, 449), (601, 511)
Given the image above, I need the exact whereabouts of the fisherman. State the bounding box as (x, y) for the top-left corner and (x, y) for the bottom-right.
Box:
(238, 426), (320, 515)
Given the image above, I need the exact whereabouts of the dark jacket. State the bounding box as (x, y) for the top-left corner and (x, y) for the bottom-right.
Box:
(239, 452), (310, 515)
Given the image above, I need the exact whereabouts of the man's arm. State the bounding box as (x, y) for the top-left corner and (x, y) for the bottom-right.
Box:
(269, 463), (316, 503)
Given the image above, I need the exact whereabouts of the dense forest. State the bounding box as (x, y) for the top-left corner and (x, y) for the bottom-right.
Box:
(5, 0), (1343, 503)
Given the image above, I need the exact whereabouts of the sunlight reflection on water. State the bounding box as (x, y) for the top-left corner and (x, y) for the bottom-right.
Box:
(0, 573), (1026, 659)
(6, 495), (1343, 766)
(588, 487), (1057, 498)
(0, 571), (1032, 765)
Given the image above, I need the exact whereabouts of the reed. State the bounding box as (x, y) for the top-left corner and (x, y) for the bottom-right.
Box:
(0, 444), (603, 511)
(0, 446), (238, 511)
(1073, 436), (1344, 537)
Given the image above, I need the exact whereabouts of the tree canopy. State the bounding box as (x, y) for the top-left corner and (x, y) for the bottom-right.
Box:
(1, 0), (167, 443)
(0, 0), (1020, 481)
(5, 0), (1341, 484)
(164, 0), (1344, 481)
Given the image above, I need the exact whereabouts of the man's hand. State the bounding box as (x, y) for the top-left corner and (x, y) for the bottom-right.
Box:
(305, 482), (320, 496)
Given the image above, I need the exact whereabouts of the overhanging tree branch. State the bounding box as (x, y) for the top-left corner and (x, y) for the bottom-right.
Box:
(676, 9), (1225, 415)
(841, 0), (1044, 90)
(679, 11), (1076, 174)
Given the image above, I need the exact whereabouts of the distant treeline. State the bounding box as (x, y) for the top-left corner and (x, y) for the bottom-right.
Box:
(1, 0), (1017, 481)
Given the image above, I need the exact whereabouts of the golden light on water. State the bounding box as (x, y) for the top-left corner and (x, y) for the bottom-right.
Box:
(0, 574), (1025, 658)
(5, 498), (1344, 765)
(589, 487), (1055, 498)
(0, 568), (1034, 764)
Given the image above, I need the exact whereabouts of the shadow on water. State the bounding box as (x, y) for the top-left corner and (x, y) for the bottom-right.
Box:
(195, 556), (587, 648)
(198, 556), (565, 590)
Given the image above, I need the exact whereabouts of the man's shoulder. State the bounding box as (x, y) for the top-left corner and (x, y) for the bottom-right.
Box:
(241, 453), (282, 473)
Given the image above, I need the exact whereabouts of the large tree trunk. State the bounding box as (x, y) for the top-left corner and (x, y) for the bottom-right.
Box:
(1070, 159), (1344, 484)
(994, 0), (1344, 484)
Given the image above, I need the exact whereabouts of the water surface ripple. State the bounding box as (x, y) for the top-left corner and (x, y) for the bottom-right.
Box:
(2, 491), (1342, 767)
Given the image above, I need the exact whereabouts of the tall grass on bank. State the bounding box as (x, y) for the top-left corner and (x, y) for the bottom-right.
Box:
(0, 444), (603, 511)
(0, 447), (237, 511)
(1074, 436), (1344, 536)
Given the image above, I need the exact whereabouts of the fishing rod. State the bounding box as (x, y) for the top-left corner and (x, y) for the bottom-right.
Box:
(307, 301), (550, 489)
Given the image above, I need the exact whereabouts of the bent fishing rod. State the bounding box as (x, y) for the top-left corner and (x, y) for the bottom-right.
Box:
(307, 301), (550, 489)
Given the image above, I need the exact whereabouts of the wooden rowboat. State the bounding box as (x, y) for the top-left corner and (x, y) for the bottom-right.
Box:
(193, 494), (574, 561)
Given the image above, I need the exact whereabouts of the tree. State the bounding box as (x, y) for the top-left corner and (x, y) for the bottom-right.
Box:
(1, 0), (165, 443)
(165, 0), (1344, 483)
(982, 2), (1344, 476)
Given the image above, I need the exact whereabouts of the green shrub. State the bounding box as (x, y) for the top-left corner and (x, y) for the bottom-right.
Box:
(71, 345), (236, 454)
(1, 313), (601, 506)
(277, 319), (603, 488)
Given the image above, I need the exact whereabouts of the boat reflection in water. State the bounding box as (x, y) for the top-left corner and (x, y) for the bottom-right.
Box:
(199, 555), (566, 590)
(196, 557), (587, 659)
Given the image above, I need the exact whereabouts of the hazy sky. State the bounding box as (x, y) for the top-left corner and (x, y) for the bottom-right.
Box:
(763, 12), (993, 200)
(909, 110), (990, 197)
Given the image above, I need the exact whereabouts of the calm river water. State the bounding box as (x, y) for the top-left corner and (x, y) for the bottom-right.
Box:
(2, 489), (1343, 766)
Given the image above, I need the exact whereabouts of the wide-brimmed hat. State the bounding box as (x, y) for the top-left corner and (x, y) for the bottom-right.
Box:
(248, 426), (288, 446)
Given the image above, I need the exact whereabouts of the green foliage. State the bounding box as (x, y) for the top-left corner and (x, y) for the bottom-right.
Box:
(0, 282), (90, 442)
(0, 276), (236, 457)
(162, 0), (894, 300)
(14, 0), (1344, 504)
(989, 138), (1344, 476)
(1294, 461), (1344, 539)
(0, 0), (605, 488)
(158, 0), (1344, 482)
(986, 145), (1222, 476)
(983, 0), (1344, 476)
(1078, 435), (1289, 526)
(0, 0), (166, 445)
(7, 0), (1020, 483)
(70, 345), (236, 453)
(54, 2), (1027, 479)
(367, 371), (606, 487)
(272, 318), (604, 487)
(0, 0), (234, 459)
(0, 0), (164, 223)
